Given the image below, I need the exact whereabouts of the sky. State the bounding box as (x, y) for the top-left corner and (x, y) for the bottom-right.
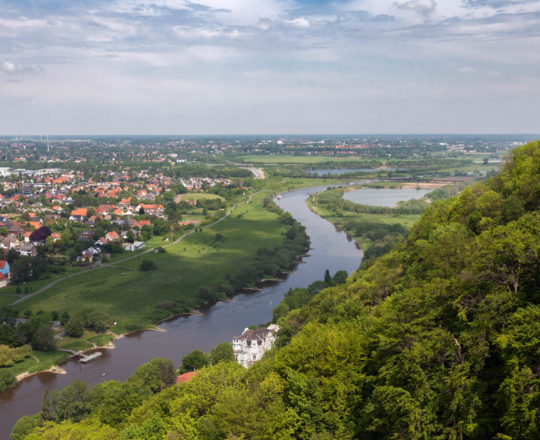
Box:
(0, 0), (539, 135)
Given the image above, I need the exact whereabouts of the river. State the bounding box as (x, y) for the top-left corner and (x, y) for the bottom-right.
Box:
(0, 185), (421, 438)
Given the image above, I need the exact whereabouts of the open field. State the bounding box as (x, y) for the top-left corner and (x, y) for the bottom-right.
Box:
(175, 193), (225, 201)
(19, 192), (287, 332)
(238, 155), (375, 164)
(0, 294), (19, 307)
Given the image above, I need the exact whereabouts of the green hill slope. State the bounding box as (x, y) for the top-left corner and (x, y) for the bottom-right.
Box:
(15, 141), (540, 440)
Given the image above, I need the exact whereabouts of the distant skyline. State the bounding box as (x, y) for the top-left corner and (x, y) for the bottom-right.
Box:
(1, 1), (539, 135)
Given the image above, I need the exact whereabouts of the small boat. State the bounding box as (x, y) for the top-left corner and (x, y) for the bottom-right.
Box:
(80, 352), (103, 363)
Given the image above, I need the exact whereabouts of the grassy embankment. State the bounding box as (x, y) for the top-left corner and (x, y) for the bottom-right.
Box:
(18, 192), (287, 334)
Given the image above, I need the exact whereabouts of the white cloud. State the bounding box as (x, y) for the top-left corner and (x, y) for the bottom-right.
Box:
(458, 66), (474, 73)
(286, 17), (310, 28)
(173, 26), (242, 39)
(191, 0), (292, 25)
(1, 62), (16, 73)
(343, 0), (540, 23)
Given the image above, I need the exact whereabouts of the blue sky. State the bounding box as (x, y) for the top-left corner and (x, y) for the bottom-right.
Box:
(1, 0), (539, 134)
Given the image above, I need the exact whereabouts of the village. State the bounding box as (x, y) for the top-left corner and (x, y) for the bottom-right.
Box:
(0, 163), (237, 288)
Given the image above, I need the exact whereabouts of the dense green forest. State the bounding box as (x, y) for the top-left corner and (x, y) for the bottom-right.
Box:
(12, 141), (540, 439)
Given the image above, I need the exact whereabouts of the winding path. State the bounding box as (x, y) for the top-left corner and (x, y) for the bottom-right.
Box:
(10, 194), (253, 306)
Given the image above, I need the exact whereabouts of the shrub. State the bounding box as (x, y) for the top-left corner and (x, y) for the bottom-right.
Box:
(139, 260), (157, 271)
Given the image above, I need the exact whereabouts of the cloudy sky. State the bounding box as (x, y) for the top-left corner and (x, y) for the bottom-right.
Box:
(1, 0), (539, 134)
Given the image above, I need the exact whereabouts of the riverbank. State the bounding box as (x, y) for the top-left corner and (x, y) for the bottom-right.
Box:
(16, 365), (66, 382)
(0, 184), (363, 438)
(2, 191), (310, 389)
(306, 183), (438, 266)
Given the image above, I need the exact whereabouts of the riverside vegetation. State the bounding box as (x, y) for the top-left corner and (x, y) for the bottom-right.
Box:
(10, 141), (540, 439)
(307, 182), (468, 267)
(0, 193), (309, 393)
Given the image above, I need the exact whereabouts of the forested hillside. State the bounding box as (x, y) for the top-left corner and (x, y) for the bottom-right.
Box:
(13, 141), (540, 439)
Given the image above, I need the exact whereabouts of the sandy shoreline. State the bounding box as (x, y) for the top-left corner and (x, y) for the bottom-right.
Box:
(16, 365), (67, 382)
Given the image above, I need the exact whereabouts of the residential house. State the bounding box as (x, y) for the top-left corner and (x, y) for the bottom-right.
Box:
(176, 371), (199, 384)
(0, 260), (10, 280)
(232, 324), (280, 368)
(19, 243), (36, 256)
(124, 241), (145, 252)
(69, 208), (88, 222)
(1, 234), (20, 250)
(105, 231), (121, 242)
(137, 203), (164, 217)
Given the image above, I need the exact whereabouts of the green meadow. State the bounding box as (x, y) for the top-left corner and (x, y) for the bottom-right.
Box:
(176, 193), (225, 201)
(20, 192), (286, 332)
(238, 155), (375, 164)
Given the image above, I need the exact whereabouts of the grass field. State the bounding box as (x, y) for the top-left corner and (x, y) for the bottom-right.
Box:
(19, 192), (287, 332)
(0, 294), (20, 307)
(238, 155), (374, 164)
(176, 193), (225, 201)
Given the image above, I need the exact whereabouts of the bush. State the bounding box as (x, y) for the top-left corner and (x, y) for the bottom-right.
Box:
(0, 369), (16, 393)
(180, 350), (210, 373)
(139, 260), (157, 271)
(65, 319), (84, 338)
(31, 325), (56, 351)
(210, 343), (235, 365)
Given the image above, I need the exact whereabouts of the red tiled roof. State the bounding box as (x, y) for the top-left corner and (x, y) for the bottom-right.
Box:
(71, 208), (88, 217)
(176, 371), (199, 384)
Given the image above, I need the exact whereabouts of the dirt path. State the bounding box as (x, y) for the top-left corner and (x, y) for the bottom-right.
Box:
(10, 195), (252, 306)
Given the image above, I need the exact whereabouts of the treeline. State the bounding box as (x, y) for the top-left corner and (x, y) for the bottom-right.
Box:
(346, 220), (408, 267)
(13, 141), (540, 439)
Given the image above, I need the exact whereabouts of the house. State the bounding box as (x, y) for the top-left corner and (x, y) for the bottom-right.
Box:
(232, 324), (280, 368)
(19, 243), (37, 256)
(137, 203), (164, 217)
(85, 246), (102, 256)
(105, 231), (121, 242)
(96, 204), (115, 216)
(95, 237), (108, 246)
(176, 371), (199, 384)
(0, 260), (10, 280)
(69, 208), (88, 222)
(1, 234), (20, 249)
(80, 250), (93, 263)
(124, 241), (145, 252)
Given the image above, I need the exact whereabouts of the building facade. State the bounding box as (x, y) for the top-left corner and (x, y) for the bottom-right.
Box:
(232, 324), (280, 368)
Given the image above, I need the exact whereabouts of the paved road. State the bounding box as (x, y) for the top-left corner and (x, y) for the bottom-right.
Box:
(246, 167), (265, 179)
(10, 195), (252, 306)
